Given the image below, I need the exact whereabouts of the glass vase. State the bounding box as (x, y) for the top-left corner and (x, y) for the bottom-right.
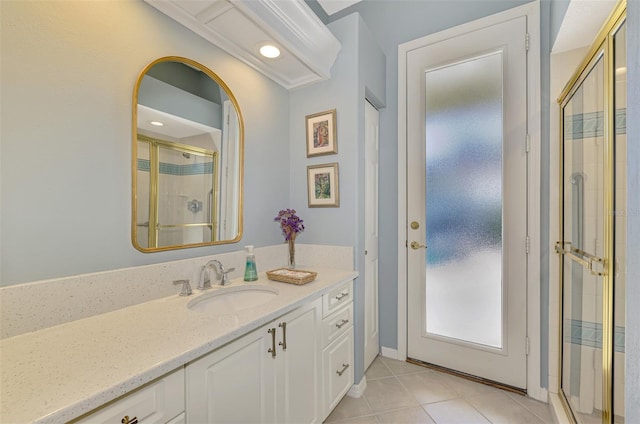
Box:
(287, 238), (296, 268)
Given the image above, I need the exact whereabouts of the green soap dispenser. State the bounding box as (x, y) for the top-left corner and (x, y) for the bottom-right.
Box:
(243, 245), (258, 281)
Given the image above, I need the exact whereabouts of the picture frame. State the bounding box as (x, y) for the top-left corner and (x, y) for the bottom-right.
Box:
(305, 109), (337, 157)
(307, 163), (340, 207)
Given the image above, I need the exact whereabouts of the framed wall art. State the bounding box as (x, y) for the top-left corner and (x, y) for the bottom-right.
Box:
(307, 163), (340, 207)
(305, 109), (337, 157)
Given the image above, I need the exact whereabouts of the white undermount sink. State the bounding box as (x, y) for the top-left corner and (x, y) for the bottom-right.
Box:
(187, 285), (279, 314)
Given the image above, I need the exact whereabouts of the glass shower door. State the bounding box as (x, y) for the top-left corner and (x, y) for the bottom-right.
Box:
(557, 5), (626, 423)
(560, 54), (606, 424)
(612, 21), (626, 424)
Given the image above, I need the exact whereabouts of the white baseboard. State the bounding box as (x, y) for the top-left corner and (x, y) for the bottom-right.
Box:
(347, 375), (367, 398)
(380, 346), (398, 359)
(527, 386), (548, 403)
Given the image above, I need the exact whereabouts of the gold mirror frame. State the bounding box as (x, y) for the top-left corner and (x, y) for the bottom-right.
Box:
(132, 56), (244, 252)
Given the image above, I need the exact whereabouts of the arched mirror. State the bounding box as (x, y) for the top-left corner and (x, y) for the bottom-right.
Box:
(132, 57), (243, 252)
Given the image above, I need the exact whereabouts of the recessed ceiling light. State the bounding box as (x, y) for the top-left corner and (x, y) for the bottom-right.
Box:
(150, 121), (164, 127)
(259, 44), (281, 59)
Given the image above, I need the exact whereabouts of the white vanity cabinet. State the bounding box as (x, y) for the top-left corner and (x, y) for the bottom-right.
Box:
(73, 368), (185, 424)
(321, 281), (354, 420)
(186, 298), (322, 424)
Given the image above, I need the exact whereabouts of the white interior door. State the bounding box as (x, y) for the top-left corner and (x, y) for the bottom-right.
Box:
(406, 15), (528, 388)
(364, 100), (380, 370)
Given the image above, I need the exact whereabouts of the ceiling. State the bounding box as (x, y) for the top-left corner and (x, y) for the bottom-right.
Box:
(552, 0), (618, 53)
(316, 0), (362, 16)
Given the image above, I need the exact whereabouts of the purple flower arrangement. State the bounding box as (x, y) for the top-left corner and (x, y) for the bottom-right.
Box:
(274, 209), (305, 241)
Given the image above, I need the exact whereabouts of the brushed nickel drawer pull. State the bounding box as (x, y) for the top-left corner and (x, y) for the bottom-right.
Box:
(122, 416), (138, 424)
(335, 319), (349, 329)
(278, 322), (287, 350)
(336, 363), (350, 376)
(335, 292), (349, 301)
(268, 328), (277, 358)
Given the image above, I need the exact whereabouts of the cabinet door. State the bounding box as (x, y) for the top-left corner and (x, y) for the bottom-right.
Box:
(323, 330), (354, 414)
(277, 299), (321, 424)
(74, 368), (184, 424)
(186, 324), (276, 423)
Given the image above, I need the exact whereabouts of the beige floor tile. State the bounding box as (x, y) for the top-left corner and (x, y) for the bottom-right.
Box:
(467, 392), (545, 424)
(376, 406), (436, 424)
(423, 398), (490, 424)
(396, 371), (459, 405)
(329, 414), (380, 424)
(366, 356), (393, 380)
(437, 373), (500, 398)
(379, 357), (428, 375)
(325, 395), (373, 422)
(363, 377), (419, 413)
(506, 392), (554, 422)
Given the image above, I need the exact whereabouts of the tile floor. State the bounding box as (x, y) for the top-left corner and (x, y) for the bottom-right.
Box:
(324, 356), (554, 424)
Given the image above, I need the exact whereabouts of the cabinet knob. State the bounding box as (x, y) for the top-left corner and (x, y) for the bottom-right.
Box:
(121, 416), (138, 424)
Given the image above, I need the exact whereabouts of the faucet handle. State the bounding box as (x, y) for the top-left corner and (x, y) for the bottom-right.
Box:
(220, 267), (236, 286)
(173, 280), (193, 296)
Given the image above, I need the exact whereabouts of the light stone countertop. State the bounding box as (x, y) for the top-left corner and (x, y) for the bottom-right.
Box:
(0, 267), (358, 424)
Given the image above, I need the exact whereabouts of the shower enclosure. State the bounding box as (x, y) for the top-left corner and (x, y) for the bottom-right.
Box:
(556, 2), (626, 423)
(137, 134), (218, 249)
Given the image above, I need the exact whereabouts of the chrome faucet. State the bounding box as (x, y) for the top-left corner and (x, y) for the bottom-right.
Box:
(198, 259), (235, 289)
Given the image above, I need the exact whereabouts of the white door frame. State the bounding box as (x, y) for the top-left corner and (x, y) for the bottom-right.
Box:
(364, 100), (380, 370)
(396, 1), (544, 401)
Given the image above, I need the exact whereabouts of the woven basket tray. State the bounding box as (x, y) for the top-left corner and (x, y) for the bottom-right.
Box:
(266, 268), (317, 285)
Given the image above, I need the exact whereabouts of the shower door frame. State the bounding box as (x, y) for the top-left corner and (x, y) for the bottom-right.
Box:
(556, 2), (626, 423)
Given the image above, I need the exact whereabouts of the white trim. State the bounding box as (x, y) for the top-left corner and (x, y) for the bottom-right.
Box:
(347, 375), (367, 398)
(380, 346), (398, 360)
(548, 392), (572, 424)
(397, 1), (542, 398)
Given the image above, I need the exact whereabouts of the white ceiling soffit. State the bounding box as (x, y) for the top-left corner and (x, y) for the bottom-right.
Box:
(144, 0), (342, 89)
(317, 0), (362, 16)
(552, 0), (618, 54)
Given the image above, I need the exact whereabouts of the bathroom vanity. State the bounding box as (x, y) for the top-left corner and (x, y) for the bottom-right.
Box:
(0, 267), (356, 424)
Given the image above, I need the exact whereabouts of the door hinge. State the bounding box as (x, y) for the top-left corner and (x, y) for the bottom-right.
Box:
(525, 236), (530, 254)
(525, 337), (530, 355)
(525, 134), (531, 153)
(525, 33), (530, 52)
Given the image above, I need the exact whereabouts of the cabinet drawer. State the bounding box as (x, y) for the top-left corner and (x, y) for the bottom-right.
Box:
(322, 281), (353, 318)
(322, 331), (354, 414)
(74, 368), (184, 424)
(322, 302), (353, 347)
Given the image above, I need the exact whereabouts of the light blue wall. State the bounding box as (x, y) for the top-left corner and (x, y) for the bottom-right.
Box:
(289, 13), (386, 384)
(625, 0), (639, 420)
(0, 1), (290, 286)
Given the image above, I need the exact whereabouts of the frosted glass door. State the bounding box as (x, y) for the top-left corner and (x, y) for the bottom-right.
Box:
(406, 15), (527, 388)
(424, 52), (503, 348)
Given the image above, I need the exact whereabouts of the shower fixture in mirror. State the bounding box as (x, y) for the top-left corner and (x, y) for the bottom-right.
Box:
(132, 57), (244, 252)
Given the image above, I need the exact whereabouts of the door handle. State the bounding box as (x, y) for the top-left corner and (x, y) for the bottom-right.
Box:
(410, 241), (427, 250)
